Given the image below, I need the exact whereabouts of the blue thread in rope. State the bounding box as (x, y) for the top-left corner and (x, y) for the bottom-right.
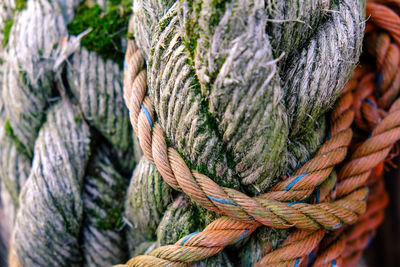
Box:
(331, 259), (337, 267)
(307, 251), (314, 267)
(285, 173), (307, 191)
(180, 232), (200, 246)
(332, 222), (342, 229)
(288, 202), (302, 206)
(316, 187), (321, 203)
(238, 229), (250, 241)
(365, 98), (377, 108)
(332, 184), (337, 200)
(294, 257), (301, 267)
(377, 73), (383, 95)
(365, 233), (374, 249)
(328, 132), (332, 140)
(206, 194), (238, 206)
(141, 104), (153, 128)
(332, 184), (337, 192)
(362, 187), (370, 201)
(124, 60), (128, 70)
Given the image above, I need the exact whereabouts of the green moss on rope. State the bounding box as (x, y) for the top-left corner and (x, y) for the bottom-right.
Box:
(210, 0), (229, 27)
(2, 18), (14, 46)
(4, 120), (31, 158)
(67, 0), (132, 66)
(159, 16), (172, 31)
(15, 0), (27, 11)
(189, 71), (237, 179)
(96, 204), (124, 230)
(183, 1), (201, 62)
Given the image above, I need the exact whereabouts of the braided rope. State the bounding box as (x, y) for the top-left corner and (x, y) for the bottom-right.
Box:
(1, 1), (137, 265)
(277, 2), (400, 266)
(255, 76), (400, 266)
(323, 3), (400, 265)
(122, 1), (400, 266)
(124, 40), (366, 231)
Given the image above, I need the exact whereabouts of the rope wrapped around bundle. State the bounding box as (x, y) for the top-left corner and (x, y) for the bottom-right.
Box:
(121, 0), (372, 266)
(2, 0), (399, 266)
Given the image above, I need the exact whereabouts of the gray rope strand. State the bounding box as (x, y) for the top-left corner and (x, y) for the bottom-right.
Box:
(67, 47), (134, 152)
(0, 0), (75, 256)
(81, 144), (130, 266)
(2, 1), (138, 266)
(3, 0), (70, 153)
(124, 157), (173, 256)
(11, 101), (91, 266)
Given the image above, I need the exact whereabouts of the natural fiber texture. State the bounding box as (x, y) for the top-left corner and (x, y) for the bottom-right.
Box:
(12, 101), (91, 266)
(3, 0), (398, 266)
(137, 0), (364, 195)
(0, 0), (139, 266)
(121, 1), (400, 266)
(121, 36), (400, 264)
(320, 3), (400, 265)
(119, 0), (366, 265)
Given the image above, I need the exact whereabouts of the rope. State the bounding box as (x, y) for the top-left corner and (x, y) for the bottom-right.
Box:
(121, 1), (400, 266)
(314, 3), (400, 265)
(124, 39), (361, 230)
(1, 1), (138, 265)
(261, 2), (400, 266)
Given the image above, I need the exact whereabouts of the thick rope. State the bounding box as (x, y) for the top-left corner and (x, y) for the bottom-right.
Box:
(1, 1), (138, 266)
(121, 1), (400, 265)
(313, 3), (400, 266)
(123, 2), (365, 263)
(262, 2), (400, 266)
(124, 40), (362, 231)
(121, 36), (400, 266)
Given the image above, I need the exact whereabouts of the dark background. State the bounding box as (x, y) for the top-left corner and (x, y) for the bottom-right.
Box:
(365, 156), (400, 267)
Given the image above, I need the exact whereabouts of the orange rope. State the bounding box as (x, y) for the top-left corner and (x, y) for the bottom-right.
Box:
(121, 1), (400, 266)
(287, 2), (400, 266)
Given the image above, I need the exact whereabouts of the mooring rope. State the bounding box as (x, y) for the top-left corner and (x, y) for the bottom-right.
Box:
(120, 1), (400, 266)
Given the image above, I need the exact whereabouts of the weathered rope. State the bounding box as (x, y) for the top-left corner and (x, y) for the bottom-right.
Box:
(261, 2), (400, 266)
(121, 42), (400, 267)
(314, 3), (400, 266)
(121, 1), (400, 266)
(124, 39), (362, 231)
(1, 1), (138, 266)
(122, 1), (366, 264)
(1, 0), (397, 266)
(140, 0), (363, 196)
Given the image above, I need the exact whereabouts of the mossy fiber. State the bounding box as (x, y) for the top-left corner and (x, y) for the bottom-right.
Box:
(2, 18), (14, 46)
(130, 0), (365, 264)
(15, 0), (27, 11)
(67, 0), (132, 66)
(4, 120), (31, 158)
(1, 0), (28, 46)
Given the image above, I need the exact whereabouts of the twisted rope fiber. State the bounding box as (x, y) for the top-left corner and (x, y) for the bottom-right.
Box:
(121, 28), (400, 265)
(123, 1), (365, 264)
(3, 1), (389, 266)
(125, 39), (360, 231)
(322, 2), (400, 266)
(0, 0), (139, 266)
(266, 2), (400, 266)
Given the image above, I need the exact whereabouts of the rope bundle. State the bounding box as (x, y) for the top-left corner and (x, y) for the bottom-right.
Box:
(0, 0), (139, 266)
(0, 0), (398, 266)
(121, 1), (366, 265)
(121, 0), (400, 266)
